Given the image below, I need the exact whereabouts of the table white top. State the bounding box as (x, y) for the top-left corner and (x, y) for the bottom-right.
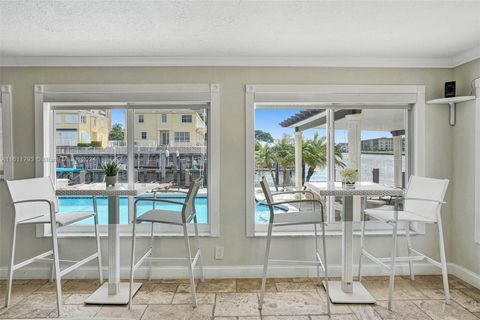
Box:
(305, 181), (404, 197)
(56, 183), (158, 196)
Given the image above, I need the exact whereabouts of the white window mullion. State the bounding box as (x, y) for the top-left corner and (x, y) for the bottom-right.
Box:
(127, 109), (135, 225)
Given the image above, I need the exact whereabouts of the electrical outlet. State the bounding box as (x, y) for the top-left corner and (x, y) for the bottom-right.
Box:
(214, 246), (224, 260)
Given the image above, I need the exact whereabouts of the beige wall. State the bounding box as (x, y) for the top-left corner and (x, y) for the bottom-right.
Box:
(451, 59), (480, 274)
(0, 66), (456, 276)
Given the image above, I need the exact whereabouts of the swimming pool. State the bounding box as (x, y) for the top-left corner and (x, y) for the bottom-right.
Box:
(58, 194), (281, 225)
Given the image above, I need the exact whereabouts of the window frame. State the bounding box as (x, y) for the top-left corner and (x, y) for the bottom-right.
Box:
(141, 131), (147, 140)
(138, 114), (144, 123)
(34, 84), (220, 237)
(161, 113), (167, 123)
(474, 79), (480, 244)
(245, 84), (426, 237)
(0, 85), (14, 180)
(174, 131), (190, 143)
(182, 114), (193, 123)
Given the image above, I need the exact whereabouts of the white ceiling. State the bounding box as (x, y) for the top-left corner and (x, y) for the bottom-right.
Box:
(1, 1), (480, 67)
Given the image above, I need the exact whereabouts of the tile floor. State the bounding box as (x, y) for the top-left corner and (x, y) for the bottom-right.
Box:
(0, 275), (479, 319)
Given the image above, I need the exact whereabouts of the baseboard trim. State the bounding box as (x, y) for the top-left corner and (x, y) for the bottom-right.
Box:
(448, 263), (480, 289)
(1, 262), (478, 289)
(0, 262), (441, 280)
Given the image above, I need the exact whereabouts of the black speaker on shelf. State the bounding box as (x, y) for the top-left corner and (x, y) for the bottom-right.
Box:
(445, 81), (456, 98)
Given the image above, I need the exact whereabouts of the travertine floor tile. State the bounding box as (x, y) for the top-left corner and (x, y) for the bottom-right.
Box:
(404, 275), (469, 289)
(48, 304), (100, 318)
(176, 280), (200, 293)
(63, 293), (91, 304)
(362, 278), (427, 300)
(260, 292), (326, 316)
(131, 282), (178, 304)
(62, 280), (102, 293)
(275, 279), (321, 292)
(95, 305), (147, 319)
(197, 279), (236, 293)
(413, 300), (478, 320)
(137, 282), (179, 293)
(316, 288), (353, 315)
(0, 293), (57, 319)
(451, 288), (480, 313)
(2, 277), (479, 320)
(349, 305), (382, 320)
(214, 293), (260, 317)
(133, 291), (173, 304)
(413, 287), (446, 300)
(142, 304), (213, 320)
(172, 292), (215, 304)
(373, 300), (430, 320)
(236, 278), (276, 293)
(311, 315), (357, 320)
(263, 316), (310, 319)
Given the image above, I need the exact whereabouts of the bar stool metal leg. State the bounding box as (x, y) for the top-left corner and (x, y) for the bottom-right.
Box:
(193, 216), (205, 282)
(314, 224), (320, 279)
(93, 196), (104, 284)
(148, 222), (154, 281)
(405, 223), (414, 281)
(128, 219), (138, 310)
(387, 200), (400, 311)
(321, 221), (331, 317)
(183, 223), (197, 307)
(358, 209), (366, 282)
(4, 221), (17, 307)
(259, 222), (273, 310)
(50, 221), (63, 317)
(437, 212), (450, 304)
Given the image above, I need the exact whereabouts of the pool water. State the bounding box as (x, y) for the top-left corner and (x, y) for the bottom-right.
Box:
(58, 194), (282, 225)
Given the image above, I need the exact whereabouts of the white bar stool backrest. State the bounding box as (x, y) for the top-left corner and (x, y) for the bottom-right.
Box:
(6, 177), (58, 222)
(404, 175), (449, 222)
(260, 176), (274, 205)
(183, 177), (203, 222)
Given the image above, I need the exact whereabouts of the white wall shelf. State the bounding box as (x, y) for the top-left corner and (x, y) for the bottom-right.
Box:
(427, 96), (476, 126)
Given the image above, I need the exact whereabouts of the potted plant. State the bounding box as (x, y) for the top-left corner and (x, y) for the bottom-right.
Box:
(102, 161), (119, 187)
(340, 167), (358, 188)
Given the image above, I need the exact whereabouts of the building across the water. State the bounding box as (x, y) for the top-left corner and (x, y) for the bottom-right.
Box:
(361, 137), (405, 152)
(134, 111), (206, 147)
(55, 110), (111, 147)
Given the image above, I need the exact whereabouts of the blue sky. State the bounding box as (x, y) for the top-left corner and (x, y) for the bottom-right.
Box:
(110, 108), (392, 142)
(255, 109), (391, 143)
(111, 109), (126, 127)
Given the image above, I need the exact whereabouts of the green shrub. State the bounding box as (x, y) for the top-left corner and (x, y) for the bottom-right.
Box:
(77, 143), (91, 147)
(91, 141), (102, 147)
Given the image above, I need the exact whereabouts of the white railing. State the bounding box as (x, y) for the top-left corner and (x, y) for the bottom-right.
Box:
(56, 145), (206, 155)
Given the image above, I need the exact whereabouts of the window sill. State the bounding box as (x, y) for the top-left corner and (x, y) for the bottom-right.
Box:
(40, 231), (218, 238)
(251, 230), (419, 237)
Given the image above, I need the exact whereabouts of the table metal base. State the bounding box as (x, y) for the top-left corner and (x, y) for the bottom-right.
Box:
(85, 282), (142, 305)
(323, 281), (376, 304)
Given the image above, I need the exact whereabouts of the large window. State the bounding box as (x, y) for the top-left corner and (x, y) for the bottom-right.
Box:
(0, 85), (14, 181)
(35, 84), (220, 236)
(246, 84), (425, 236)
(181, 114), (192, 123)
(174, 131), (190, 143)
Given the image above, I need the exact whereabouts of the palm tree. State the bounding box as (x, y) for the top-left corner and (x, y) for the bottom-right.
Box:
(302, 133), (345, 182)
(256, 142), (279, 190)
(273, 134), (295, 187)
(302, 133), (327, 182)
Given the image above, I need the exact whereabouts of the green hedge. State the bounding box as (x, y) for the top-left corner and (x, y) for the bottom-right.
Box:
(77, 143), (91, 147)
(91, 141), (102, 147)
